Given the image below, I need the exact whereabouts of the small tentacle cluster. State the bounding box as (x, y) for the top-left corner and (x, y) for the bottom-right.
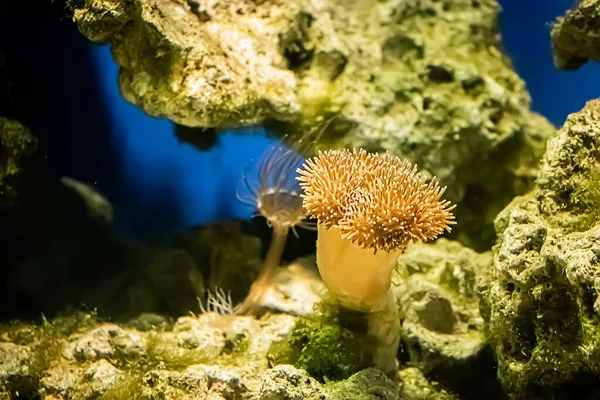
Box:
(198, 287), (234, 316)
(297, 148), (456, 254)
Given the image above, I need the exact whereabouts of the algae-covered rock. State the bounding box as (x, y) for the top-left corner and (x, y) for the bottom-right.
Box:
(551, 0), (600, 70)
(299, 0), (553, 250)
(398, 367), (457, 400)
(0, 311), (452, 399)
(72, 0), (553, 249)
(326, 368), (401, 399)
(480, 99), (600, 398)
(0, 117), (37, 208)
(393, 239), (504, 398)
(267, 307), (368, 382)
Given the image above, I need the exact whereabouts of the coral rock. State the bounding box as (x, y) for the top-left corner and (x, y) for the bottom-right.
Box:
(393, 239), (502, 397)
(398, 367), (457, 400)
(73, 0), (300, 127)
(480, 99), (600, 398)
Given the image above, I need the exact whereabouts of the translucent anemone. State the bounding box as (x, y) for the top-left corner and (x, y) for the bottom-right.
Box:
(237, 137), (315, 235)
(234, 131), (317, 315)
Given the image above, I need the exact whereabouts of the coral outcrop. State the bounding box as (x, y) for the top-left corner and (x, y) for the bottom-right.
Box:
(399, 367), (457, 400)
(479, 99), (600, 398)
(551, 0), (600, 70)
(72, 0), (554, 249)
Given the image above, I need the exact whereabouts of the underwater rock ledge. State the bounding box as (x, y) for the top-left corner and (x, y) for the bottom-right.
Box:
(0, 312), (456, 399)
(479, 99), (600, 399)
(72, 0), (301, 127)
(72, 0), (554, 250)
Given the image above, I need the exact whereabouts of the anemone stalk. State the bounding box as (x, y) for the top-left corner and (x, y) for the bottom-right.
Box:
(234, 223), (289, 315)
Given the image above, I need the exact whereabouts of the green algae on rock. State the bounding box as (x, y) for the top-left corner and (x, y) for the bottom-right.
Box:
(267, 306), (367, 382)
(71, 0), (553, 250)
(320, 0), (554, 251)
(0, 117), (37, 208)
(0, 311), (452, 399)
(0, 312), (100, 399)
(551, 0), (600, 70)
(479, 99), (600, 398)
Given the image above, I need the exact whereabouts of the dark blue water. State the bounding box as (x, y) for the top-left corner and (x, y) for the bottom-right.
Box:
(500, 0), (600, 126)
(1, 0), (597, 238)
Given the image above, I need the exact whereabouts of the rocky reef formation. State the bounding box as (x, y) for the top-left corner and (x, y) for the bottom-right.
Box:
(551, 0), (600, 70)
(0, 311), (455, 399)
(0, 118), (37, 208)
(479, 99), (600, 398)
(10, 0), (600, 398)
(72, 0), (555, 249)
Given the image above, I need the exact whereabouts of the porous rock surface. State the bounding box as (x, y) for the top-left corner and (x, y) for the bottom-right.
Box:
(0, 312), (454, 399)
(551, 0), (600, 70)
(72, 0), (555, 249)
(479, 99), (600, 398)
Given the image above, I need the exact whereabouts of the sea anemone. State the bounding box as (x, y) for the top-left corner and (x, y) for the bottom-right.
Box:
(297, 148), (455, 309)
(198, 287), (234, 316)
(234, 133), (316, 315)
(296, 148), (455, 374)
